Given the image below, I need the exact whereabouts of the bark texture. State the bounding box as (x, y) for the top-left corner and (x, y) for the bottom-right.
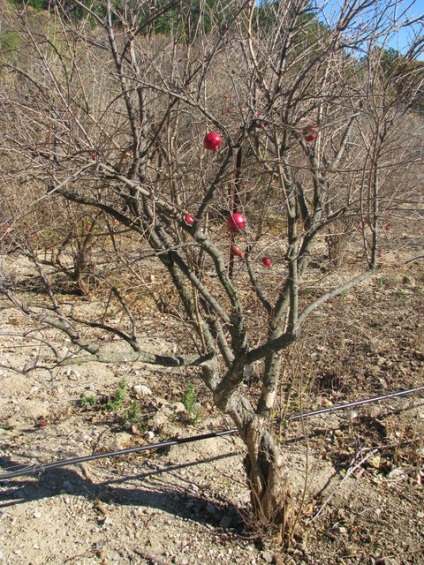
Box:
(243, 416), (292, 537)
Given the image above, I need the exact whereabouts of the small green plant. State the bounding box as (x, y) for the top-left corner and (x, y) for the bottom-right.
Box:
(127, 399), (140, 420)
(182, 380), (197, 411)
(304, 287), (316, 296)
(181, 380), (199, 423)
(396, 288), (408, 297)
(105, 378), (127, 412)
(80, 393), (97, 407)
(375, 276), (384, 288)
(119, 399), (146, 432)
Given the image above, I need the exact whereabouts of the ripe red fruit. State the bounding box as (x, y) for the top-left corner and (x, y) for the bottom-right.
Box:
(183, 213), (195, 226)
(203, 132), (223, 152)
(303, 125), (317, 142)
(230, 245), (244, 259)
(85, 224), (91, 232)
(261, 256), (271, 267)
(255, 112), (268, 128)
(38, 420), (47, 428)
(227, 213), (246, 231)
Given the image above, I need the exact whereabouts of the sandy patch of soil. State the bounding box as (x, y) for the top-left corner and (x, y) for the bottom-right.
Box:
(0, 253), (423, 564)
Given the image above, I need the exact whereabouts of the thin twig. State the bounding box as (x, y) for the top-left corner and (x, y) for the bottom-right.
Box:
(311, 448), (379, 522)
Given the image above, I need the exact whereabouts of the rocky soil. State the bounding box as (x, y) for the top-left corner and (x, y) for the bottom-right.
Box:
(0, 250), (423, 565)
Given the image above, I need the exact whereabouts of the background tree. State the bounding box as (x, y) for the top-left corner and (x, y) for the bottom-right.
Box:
(1, 0), (422, 538)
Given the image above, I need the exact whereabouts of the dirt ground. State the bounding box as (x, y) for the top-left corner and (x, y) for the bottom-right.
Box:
(0, 248), (423, 565)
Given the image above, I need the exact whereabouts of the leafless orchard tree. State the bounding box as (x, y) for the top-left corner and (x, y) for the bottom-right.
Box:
(1, 0), (423, 535)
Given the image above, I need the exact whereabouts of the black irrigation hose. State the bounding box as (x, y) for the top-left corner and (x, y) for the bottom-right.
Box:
(289, 385), (424, 421)
(1, 385), (423, 481)
(0, 429), (237, 481)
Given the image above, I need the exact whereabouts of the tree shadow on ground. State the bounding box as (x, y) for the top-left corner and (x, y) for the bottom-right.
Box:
(0, 452), (245, 528)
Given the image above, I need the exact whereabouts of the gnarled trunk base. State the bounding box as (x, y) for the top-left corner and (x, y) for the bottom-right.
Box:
(243, 417), (293, 541)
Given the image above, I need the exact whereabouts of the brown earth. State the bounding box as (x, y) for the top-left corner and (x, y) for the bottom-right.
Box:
(0, 249), (423, 565)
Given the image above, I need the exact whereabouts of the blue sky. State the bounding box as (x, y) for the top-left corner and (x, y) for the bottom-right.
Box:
(316, 0), (424, 58)
(257, 0), (423, 59)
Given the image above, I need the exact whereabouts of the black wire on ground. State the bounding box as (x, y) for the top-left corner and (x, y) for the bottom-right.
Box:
(0, 385), (423, 481)
(289, 385), (424, 420)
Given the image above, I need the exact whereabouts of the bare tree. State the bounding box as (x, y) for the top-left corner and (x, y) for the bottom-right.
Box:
(1, 0), (423, 536)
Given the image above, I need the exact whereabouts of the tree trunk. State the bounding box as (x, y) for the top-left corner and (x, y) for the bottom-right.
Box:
(214, 390), (292, 537)
(243, 415), (293, 539)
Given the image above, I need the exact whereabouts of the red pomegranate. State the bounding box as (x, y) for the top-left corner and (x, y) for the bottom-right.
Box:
(255, 112), (268, 128)
(261, 256), (271, 267)
(227, 213), (246, 231)
(183, 213), (195, 226)
(203, 132), (223, 152)
(303, 125), (317, 142)
(230, 245), (244, 259)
